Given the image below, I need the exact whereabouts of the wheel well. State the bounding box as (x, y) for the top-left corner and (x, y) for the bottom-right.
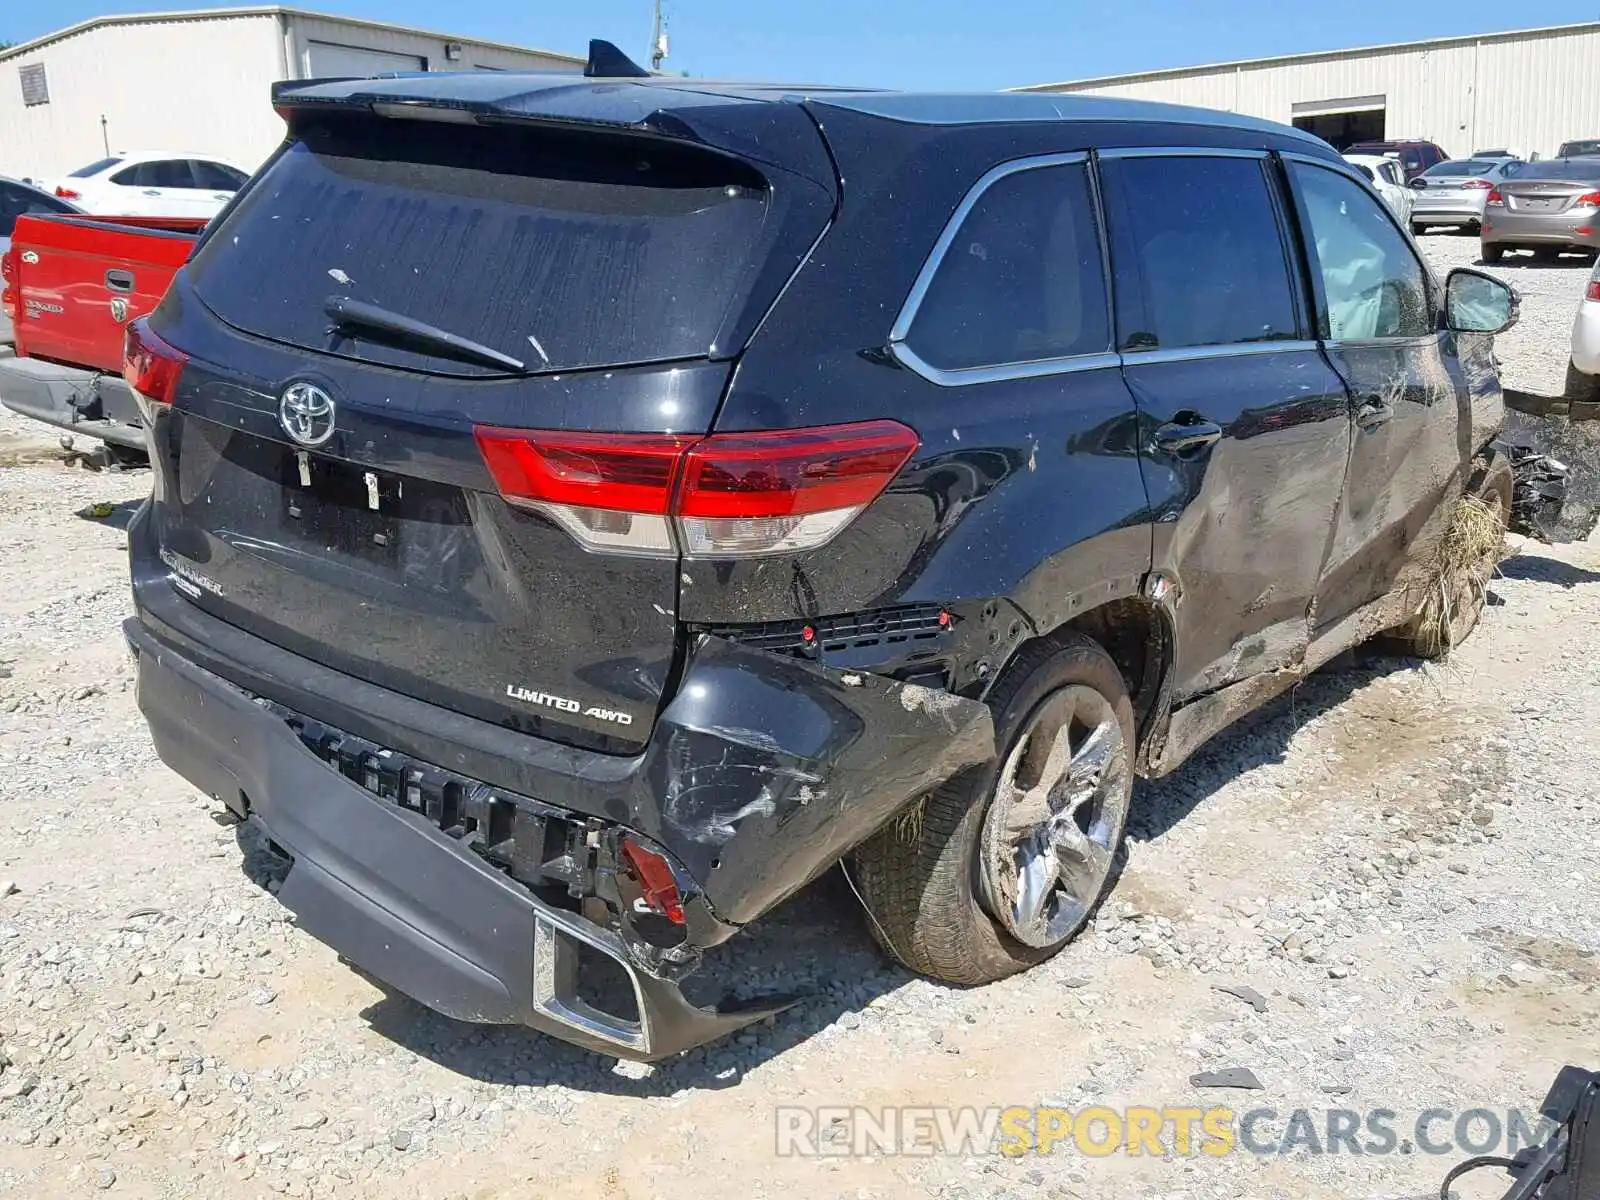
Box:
(997, 598), (1172, 746)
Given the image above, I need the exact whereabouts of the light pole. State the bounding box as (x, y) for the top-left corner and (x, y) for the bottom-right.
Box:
(650, 0), (668, 71)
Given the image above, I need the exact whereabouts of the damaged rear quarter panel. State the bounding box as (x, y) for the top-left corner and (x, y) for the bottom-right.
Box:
(641, 636), (995, 925)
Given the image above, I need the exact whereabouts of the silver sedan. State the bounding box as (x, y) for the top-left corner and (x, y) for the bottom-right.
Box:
(1481, 159), (1600, 262)
(1409, 158), (1523, 233)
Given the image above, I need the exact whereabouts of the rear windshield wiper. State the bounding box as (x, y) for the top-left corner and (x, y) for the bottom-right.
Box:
(324, 296), (526, 373)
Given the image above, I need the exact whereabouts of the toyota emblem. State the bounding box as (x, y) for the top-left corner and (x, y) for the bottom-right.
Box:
(278, 382), (336, 448)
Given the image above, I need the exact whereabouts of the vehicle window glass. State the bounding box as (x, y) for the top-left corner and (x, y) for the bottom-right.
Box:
(1504, 160), (1600, 182)
(1350, 163), (1375, 181)
(110, 163), (149, 186)
(1558, 140), (1600, 158)
(151, 160), (198, 189)
(1379, 163), (1401, 185)
(904, 162), (1109, 371)
(1291, 162), (1432, 342)
(1108, 155), (1298, 351)
(69, 157), (122, 178)
(1401, 152), (1421, 169)
(189, 117), (773, 377)
(0, 183), (72, 236)
(191, 161), (245, 190)
(1427, 160), (1498, 178)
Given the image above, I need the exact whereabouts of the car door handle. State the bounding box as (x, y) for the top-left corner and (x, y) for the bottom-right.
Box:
(141, 189), (161, 196)
(1355, 397), (1395, 431)
(1151, 415), (1224, 457)
(105, 269), (134, 293)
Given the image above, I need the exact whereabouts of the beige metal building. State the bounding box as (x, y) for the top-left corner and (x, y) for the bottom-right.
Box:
(0, 7), (584, 181)
(1018, 22), (1600, 159)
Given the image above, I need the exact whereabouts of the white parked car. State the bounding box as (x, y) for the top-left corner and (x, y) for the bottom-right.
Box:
(51, 151), (251, 220)
(1342, 153), (1415, 226)
(1569, 257), (1600, 401)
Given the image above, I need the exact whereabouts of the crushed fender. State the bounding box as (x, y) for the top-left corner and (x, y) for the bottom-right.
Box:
(641, 636), (997, 926)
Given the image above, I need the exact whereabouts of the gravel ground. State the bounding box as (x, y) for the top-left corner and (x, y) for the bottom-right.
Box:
(0, 235), (1596, 1200)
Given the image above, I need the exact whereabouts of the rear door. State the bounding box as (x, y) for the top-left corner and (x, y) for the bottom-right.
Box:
(106, 160), (194, 218)
(1284, 157), (1464, 630)
(1100, 149), (1352, 701)
(145, 111), (826, 752)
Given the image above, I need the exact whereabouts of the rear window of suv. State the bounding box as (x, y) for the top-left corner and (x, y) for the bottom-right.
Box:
(186, 116), (770, 377)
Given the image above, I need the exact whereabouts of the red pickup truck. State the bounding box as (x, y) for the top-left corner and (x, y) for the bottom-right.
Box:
(1, 213), (206, 460)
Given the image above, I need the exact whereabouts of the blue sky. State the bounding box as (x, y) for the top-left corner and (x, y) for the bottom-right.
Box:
(6, 2), (1599, 90)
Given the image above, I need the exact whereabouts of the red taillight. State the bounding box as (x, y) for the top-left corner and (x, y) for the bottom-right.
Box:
(54, 186), (79, 200)
(620, 836), (686, 925)
(1577, 192), (1600, 207)
(1587, 280), (1600, 302)
(1486, 188), (1505, 206)
(122, 318), (189, 406)
(475, 419), (919, 559)
(1461, 179), (1494, 190)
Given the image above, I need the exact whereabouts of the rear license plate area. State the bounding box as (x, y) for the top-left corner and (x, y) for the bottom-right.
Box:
(280, 453), (402, 568)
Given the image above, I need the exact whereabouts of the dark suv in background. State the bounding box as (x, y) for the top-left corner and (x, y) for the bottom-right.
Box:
(1346, 138), (1450, 180)
(122, 61), (1526, 1059)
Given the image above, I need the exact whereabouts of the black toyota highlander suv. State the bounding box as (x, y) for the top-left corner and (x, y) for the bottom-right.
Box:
(122, 51), (1533, 1059)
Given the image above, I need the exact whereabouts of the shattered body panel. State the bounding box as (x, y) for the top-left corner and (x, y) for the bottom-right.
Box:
(642, 638), (994, 924)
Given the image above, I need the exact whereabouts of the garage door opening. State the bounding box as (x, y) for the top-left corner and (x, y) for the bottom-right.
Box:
(307, 41), (427, 78)
(1291, 95), (1386, 151)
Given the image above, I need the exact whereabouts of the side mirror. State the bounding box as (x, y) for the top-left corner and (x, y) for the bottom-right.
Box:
(1445, 268), (1519, 335)
(1408, 177), (1428, 189)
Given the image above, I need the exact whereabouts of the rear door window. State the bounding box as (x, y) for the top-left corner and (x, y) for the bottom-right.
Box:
(191, 161), (246, 190)
(187, 117), (771, 377)
(1290, 162), (1433, 341)
(112, 160), (194, 189)
(901, 161), (1110, 372)
(1103, 154), (1301, 351)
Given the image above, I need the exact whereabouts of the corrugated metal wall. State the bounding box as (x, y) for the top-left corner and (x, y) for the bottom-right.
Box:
(1040, 25), (1600, 159)
(286, 15), (581, 76)
(0, 13), (285, 181)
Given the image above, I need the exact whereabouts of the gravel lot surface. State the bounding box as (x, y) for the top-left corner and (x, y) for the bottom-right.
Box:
(0, 235), (1596, 1199)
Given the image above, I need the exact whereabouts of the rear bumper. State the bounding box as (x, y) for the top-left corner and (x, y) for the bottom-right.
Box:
(1482, 210), (1600, 248)
(125, 504), (995, 1056)
(128, 617), (796, 1058)
(1412, 202), (1483, 224)
(0, 354), (147, 449)
(1572, 302), (1600, 377)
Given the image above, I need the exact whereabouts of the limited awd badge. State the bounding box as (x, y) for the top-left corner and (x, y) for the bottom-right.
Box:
(279, 381), (336, 448)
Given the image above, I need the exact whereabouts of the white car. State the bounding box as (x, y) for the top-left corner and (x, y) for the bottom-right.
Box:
(1569, 257), (1600, 400)
(51, 151), (251, 220)
(1343, 153), (1415, 226)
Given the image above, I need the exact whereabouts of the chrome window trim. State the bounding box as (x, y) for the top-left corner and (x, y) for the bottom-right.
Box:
(892, 346), (1122, 388)
(1120, 339), (1321, 366)
(888, 151), (1113, 387)
(1097, 145), (1270, 161)
(1323, 330), (1449, 351)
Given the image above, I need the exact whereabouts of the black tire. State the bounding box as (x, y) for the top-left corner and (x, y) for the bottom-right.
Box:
(1566, 360), (1600, 404)
(1387, 458), (1511, 659)
(1532, 246), (1561, 264)
(1411, 223), (1426, 237)
(850, 633), (1134, 985)
(1480, 244), (1505, 264)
